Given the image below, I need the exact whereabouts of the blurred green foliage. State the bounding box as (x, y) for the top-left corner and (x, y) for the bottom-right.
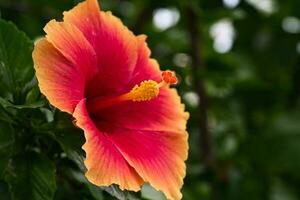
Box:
(0, 0), (300, 199)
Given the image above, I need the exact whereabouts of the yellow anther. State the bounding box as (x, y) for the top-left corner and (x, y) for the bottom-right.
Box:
(127, 80), (159, 102)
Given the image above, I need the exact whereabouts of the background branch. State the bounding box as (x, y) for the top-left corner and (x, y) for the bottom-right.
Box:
(186, 4), (215, 170)
(186, 4), (219, 200)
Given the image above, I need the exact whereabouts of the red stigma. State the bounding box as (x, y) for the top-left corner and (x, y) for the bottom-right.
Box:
(162, 70), (178, 85)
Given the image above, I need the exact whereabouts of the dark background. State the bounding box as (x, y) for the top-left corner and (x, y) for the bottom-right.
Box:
(0, 0), (300, 199)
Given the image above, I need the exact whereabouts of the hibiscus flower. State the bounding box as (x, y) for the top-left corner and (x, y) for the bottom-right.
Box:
(32, 0), (189, 199)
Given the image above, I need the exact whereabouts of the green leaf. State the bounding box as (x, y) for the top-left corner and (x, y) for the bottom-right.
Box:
(0, 97), (45, 109)
(102, 185), (140, 200)
(25, 85), (40, 104)
(0, 121), (14, 178)
(0, 19), (34, 102)
(141, 184), (166, 200)
(87, 184), (104, 200)
(0, 105), (15, 124)
(6, 152), (56, 200)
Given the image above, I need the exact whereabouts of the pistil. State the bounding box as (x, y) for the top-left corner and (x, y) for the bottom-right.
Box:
(87, 70), (177, 113)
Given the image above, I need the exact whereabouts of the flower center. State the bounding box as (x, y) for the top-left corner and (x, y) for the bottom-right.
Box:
(87, 70), (177, 113)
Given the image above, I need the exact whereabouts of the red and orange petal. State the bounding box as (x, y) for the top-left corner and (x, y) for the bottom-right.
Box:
(106, 127), (188, 200)
(63, 0), (138, 97)
(74, 99), (144, 190)
(125, 35), (161, 88)
(44, 20), (98, 82)
(32, 39), (84, 114)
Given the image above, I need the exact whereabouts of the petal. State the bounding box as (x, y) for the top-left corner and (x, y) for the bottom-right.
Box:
(126, 35), (161, 86)
(32, 39), (84, 113)
(44, 19), (98, 82)
(62, 0), (101, 48)
(96, 122), (188, 200)
(63, 0), (138, 97)
(73, 99), (144, 191)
